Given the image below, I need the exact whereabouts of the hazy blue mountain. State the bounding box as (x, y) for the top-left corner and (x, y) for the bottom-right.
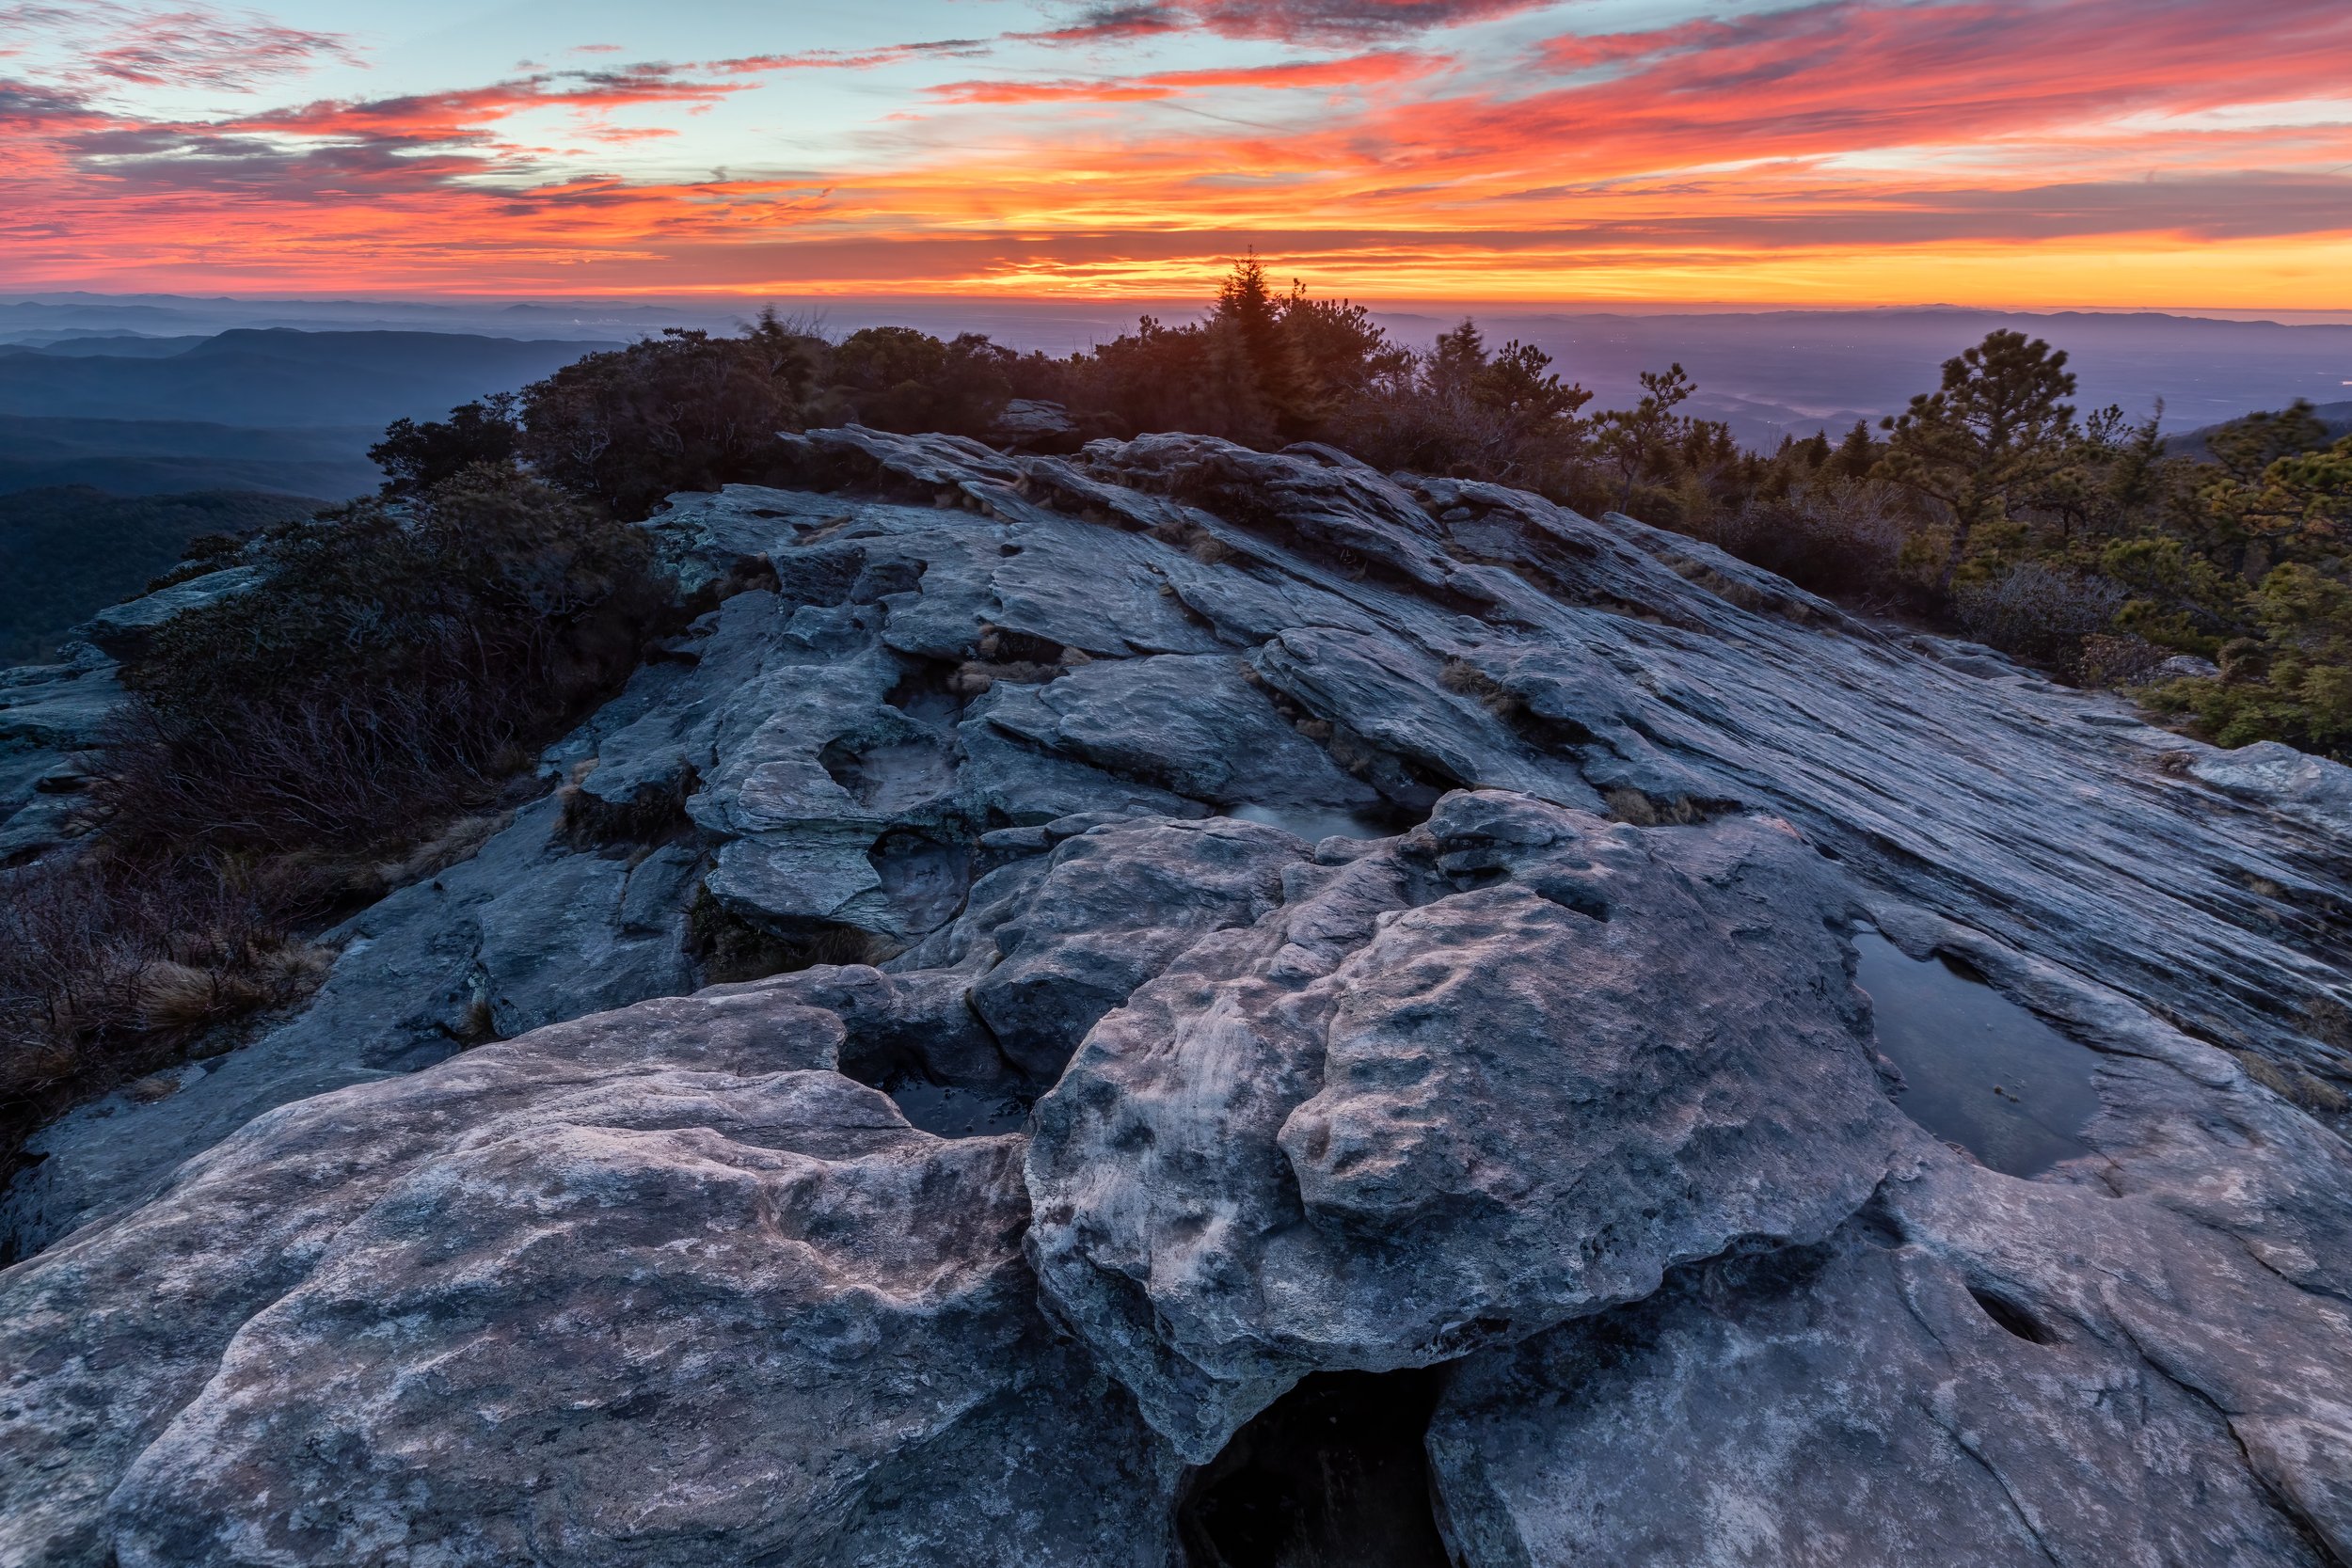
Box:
(8, 293), (2348, 442)
(0, 330), (616, 428)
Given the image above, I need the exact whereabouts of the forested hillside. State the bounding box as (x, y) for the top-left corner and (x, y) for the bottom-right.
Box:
(0, 488), (321, 663)
(0, 417), (376, 499)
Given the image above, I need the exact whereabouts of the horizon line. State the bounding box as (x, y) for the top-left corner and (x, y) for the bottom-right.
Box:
(8, 291), (2352, 324)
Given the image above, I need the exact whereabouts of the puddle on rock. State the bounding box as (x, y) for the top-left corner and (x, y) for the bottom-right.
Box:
(883, 1078), (1034, 1139)
(1853, 929), (2102, 1178)
(1178, 1369), (1452, 1568)
(1227, 802), (1418, 844)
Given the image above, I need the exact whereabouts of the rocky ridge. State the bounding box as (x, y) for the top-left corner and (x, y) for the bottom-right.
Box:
(3, 426), (2350, 1565)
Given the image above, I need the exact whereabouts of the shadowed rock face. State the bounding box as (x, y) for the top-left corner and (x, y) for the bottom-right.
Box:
(5, 426), (2351, 1566)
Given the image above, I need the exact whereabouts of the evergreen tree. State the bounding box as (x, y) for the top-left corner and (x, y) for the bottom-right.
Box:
(1876, 330), (2078, 590)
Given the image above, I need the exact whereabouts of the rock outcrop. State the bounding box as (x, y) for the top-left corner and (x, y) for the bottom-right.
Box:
(1025, 792), (1909, 1460)
(0, 648), (119, 863)
(5, 426), (2349, 1565)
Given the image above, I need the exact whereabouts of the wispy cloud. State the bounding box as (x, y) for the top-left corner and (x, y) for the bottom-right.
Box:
(925, 50), (1443, 103)
(708, 40), (995, 73)
(0, 0), (2347, 303)
(1020, 0), (1556, 45)
(0, 1), (357, 91)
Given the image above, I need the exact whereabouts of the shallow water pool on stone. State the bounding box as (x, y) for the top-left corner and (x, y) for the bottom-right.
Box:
(1854, 930), (2102, 1179)
(884, 1079), (1033, 1139)
(1227, 802), (1416, 843)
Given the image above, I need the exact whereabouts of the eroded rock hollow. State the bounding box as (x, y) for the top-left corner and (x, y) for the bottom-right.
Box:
(5, 428), (2350, 1566)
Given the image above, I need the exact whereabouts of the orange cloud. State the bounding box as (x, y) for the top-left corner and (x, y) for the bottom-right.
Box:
(0, 0), (2347, 306)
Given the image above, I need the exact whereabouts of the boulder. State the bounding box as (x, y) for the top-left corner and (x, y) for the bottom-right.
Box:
(4, 987), (1180, 1568)
(2189, 738), (2352, 838)
(1025, 792), (1910, 1459)
(970, 815), (1303, 1078)
(1430, 1149), (2352, 1567)
(69, 565), (263, 659)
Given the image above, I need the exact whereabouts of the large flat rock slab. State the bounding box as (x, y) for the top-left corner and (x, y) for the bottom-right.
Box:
(2, 986), (1179, 1568)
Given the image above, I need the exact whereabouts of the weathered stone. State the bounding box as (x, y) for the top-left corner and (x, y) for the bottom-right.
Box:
(8, 424), (2352, 1566)
(1025, 792), (1910, 1460)
(1429, 1144), (2352, 1568)
(0, 644), (122, 858)
(2189, 738), (2352, 838)
(988, 397), (1083, 453)
(970, 816), (1302, 1078)
(4, 988), (1179, 1568)
(982, 652), (1379, 809)
(69, 565), (264, 659)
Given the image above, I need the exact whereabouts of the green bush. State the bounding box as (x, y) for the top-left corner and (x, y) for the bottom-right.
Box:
(824, 327), (1012, 436)
(2151, 564), (2352, 752)
(517, 315), (823, 520)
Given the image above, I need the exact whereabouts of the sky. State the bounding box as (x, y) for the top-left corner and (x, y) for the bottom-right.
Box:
(2, 0), (2349, 307)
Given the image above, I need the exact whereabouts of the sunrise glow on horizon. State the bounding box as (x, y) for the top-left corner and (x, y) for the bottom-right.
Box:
(4, 0), (2349, 308)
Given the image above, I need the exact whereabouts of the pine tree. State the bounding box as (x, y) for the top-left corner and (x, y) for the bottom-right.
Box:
(1877, 330), (2077, 591)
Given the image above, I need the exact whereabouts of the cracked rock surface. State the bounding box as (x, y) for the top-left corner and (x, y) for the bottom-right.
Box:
(5, 426), (2351, 1565)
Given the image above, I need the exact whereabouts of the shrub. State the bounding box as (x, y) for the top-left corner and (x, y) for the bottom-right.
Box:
(517, 314), (824, 519)
(2076, 633), (2170, 688)
(112, 464), (667, 854)
(4, 465), (671, 1167)
(369, 394), (520, 497)
(2150, 563), (2352, 755)
(1695, 478), (1915, 605)
(826, 327), (1011, 436)
(1952, 562), (2126, 672)
(0, 849), (330, 1165)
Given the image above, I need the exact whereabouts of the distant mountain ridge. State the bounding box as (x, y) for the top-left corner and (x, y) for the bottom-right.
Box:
(0, 329), (616, 429)
(0, 328), (621, 659)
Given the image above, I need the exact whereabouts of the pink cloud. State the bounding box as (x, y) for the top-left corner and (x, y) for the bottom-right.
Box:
(926, 50), (1445, 103)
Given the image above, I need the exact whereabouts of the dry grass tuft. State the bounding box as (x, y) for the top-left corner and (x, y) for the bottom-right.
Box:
(1438, 657), (1525, 719)
(2233, 1049), (2352, 1115)
(952, 658), (1061, 694)
(2, 850), (341, 1160)
(373, 812), (513, 891)
(1604, 787), (1705, 828)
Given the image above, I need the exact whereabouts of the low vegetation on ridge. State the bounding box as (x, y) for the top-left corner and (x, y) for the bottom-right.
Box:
(384, 258), (2352, 753)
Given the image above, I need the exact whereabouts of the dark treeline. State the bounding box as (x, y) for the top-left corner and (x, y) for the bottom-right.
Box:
(7, 258), (2349, 1156)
